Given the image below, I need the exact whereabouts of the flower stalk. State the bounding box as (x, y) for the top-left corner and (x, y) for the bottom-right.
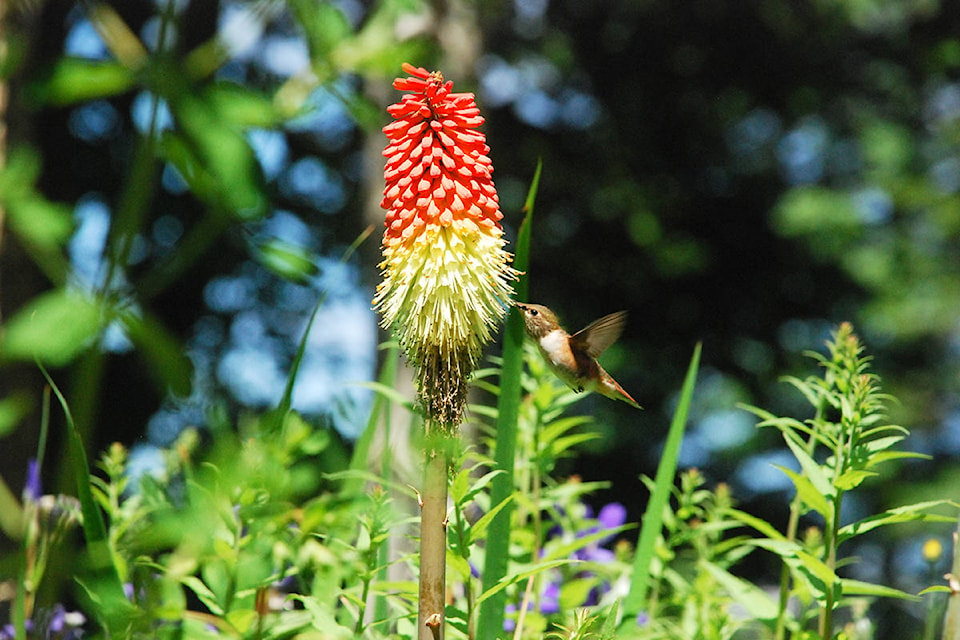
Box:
(375, 63), (516, 640)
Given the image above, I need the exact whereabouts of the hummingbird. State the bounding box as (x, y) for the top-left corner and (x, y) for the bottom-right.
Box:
(515, 303), (641, 409)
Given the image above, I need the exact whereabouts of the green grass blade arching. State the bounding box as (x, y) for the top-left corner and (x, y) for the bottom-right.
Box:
(267, 225), (374, 434)
(621, 342), (702, 624)
(476, 159), (540, 640)
(37, 364), (135, 634)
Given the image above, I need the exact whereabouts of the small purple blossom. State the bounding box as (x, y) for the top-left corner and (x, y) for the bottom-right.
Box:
(1, 604), (86, 640)
(540, 581), (560, 614)
(24, 458), (41, 503)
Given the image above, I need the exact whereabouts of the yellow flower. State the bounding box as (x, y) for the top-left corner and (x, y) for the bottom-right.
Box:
(374, 64), (516, 425)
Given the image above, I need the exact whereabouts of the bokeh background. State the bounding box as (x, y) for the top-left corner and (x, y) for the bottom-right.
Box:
(3, 0), (960, 634)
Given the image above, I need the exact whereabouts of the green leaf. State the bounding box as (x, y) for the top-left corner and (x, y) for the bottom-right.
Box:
(861, 435), (906, 453)
(288, 0), (352, 66)
(0, 391), (32, 438)
(268, 225), (372, 435)
(599, 599), (621, 640)
(457, 469), (505, 507)
(466, 495), (515, 545)
(254, 239), (319, 283)
(6, 196), (74, 252)
(30, 58), (136, 105)
(701, 561), (779, 619)
(559, 577), (600, 609)
(475, 559), (574, 607)
(477, 160), (539, 640)
(865, 450), (931, 466)
(330, 1), (428, 77)
(773, 186), (860, 236)
(774, 465), (830, 517)
(841, 578), (920, 601)
(157, 69), (267, 219)
(621, 342), (701, 622)
(538, 415), (594, 443)
(287, 595), (354, 639)
(550, 432), (602, 456)
(1, 289), (101, 365)
(919, 585), (953, 595)
(39, 365), (135, 632)
(781, 432), (834, 498)
(751, 539), (838, 601)
(542, 524), (635, 563)
(838, 500), (960, 544)
(181, 576), (224, 615)
(727, 508), (789, 542)
(203, 82), (284, 128)
(834, 469), (877, 491)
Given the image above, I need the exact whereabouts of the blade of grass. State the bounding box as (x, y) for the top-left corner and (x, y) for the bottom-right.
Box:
(348, 342), (400, 485)
(37, 363), (135, 633)
(620, 342), (702, 625)
(476, 159), (540, 640)
(349, 341), (399, 631)
(267, 225), (374, 434)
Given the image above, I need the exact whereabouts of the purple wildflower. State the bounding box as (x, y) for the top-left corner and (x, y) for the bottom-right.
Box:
(24, 458), (41, 503)
(540, 581), (560, 614)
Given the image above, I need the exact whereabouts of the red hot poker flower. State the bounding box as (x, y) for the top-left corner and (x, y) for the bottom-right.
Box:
(374, 63), (516, 425)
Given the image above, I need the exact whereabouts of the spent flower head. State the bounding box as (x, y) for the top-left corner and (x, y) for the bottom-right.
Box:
(374, 63), (517, 425)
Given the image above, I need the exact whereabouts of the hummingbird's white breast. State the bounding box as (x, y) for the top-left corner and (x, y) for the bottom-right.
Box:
(538, 330), (583, 390)
(538, 330), (570, 366)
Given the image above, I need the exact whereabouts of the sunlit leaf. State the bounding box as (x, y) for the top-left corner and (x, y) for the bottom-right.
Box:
(7, 198), (75, 251)
(465, 495), (514, 545)
(153, 65), (267, 219)
(834, 469), (876, 491)
(30, 58), (136, 106)
(781, 432), (833, 498)
(0, 391), (33, 438)
(181, 576), (224, 616)
(288, 0), (351, 70)
(701, 561), (779, 620)
(477, 161), (539, 640)
(288, 594), (354, 638)
(204, 82), (284, 128)
(773, 465), (829, 518)
(919, 585), (953, 595)
(727, 508), (789, 541)
(773, 186), (859, 237)
(254, 239), (319, 283)
(0, 289), (101, 365)
(838, 500), (959, 544)
(559, 577), (600, 609)
(475, 559), (574, 607)
(456, 469), (504, 507)
(0, 150), (74, 251)
(39, 365), (134, 631)
(842, 578), (920, 601)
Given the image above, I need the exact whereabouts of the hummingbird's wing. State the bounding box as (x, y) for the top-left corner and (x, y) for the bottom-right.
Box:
(570, 311), (628, 358)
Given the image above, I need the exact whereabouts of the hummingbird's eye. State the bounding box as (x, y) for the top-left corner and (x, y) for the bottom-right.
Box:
(529, 309), (538, 316)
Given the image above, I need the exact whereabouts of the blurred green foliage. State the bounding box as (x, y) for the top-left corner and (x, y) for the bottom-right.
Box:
(2, 0), (960, 637)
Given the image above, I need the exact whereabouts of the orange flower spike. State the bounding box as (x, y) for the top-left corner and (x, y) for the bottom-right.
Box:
(374, 64), (517, 425)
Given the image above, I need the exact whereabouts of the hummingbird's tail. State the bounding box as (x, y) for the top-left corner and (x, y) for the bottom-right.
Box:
(599, 371), (643, 410)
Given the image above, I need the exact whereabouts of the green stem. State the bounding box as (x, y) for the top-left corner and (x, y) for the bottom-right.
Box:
(820, 489), (843, 639)
(775, 398), (827, 640)
(355, 571), (372, 637)
(419, 426), (452, 640)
